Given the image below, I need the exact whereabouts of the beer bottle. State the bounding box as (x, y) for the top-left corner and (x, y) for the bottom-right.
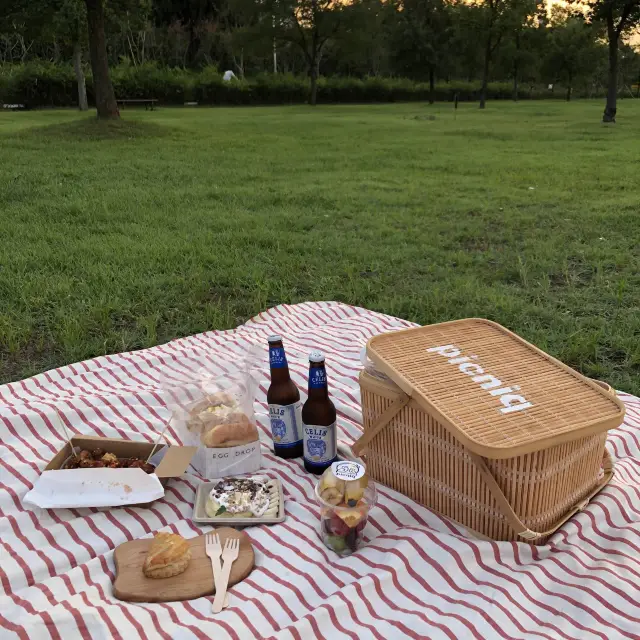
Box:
(267, 335), (303, 459)
(302, 351), (337, 474)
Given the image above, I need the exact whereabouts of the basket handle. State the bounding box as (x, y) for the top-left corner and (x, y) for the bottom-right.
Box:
(352, 392), (411, 457)
(468, 447), (614, 542)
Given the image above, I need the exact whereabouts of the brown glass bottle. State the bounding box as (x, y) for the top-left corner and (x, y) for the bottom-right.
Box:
(302, 352), (337, 474)
(267, 335), (303, 458)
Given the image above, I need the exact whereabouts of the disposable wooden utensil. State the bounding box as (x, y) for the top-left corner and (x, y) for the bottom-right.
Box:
(205, 532), (228, 609)
(212, 538), (240, 613)
(112, 529), (254, 603)
(54, 407), (78, 460)
(146, 423), (170, 464)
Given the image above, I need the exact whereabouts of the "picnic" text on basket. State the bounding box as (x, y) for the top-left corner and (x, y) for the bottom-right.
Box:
(426, 344), (533, 415)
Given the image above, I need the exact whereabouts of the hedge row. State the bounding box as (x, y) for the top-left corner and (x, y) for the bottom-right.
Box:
(0, 61), (575, 107)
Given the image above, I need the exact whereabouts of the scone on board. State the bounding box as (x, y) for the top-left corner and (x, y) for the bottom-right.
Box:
(143, 532), (192, 579)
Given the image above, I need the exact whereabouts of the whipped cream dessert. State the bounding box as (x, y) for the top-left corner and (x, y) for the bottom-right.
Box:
(205, 477), (279, 518)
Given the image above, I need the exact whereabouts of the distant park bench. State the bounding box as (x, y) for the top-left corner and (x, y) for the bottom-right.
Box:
(116, 98), (158, 110)
(2, 103), (27, 111)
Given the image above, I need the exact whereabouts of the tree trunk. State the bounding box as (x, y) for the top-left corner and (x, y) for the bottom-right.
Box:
(187, 24), (200, 67)
(84, 0), (119, 119)
(512, 32), (520, 102)
(479, 36), (491, 109)
(566, 83), (572, 102)
(141, 31), (146, 64)
(237, 48), (245, 79)
(19, 35), (31, 62)
(73, 42), (89, 111)
(53, 39), (61, 64)
(273, 33), (277, 74)
(309, 59), (319, 106)
(603, 13), (618, 123)
(428, 66), (435, 105)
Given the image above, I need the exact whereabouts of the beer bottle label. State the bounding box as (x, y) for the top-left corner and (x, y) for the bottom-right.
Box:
(303, 422), (337, 467)
(269, 402), (303, 447)
(309, 368), (327, 388)
(269, 346), (288, 369)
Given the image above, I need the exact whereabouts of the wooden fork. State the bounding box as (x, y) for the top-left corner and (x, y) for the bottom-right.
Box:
(204, 533), (228, 609)
(212, 538), (239, 613)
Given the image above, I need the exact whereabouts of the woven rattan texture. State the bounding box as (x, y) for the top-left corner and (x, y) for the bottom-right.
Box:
(367, 319), (623, 456)
(360, 372), (610, 542)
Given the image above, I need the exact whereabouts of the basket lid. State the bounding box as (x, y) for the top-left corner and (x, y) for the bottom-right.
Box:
(366, 319), (625, 459)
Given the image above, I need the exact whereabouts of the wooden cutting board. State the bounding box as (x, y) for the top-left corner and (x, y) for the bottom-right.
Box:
(112, 528), (254, 602)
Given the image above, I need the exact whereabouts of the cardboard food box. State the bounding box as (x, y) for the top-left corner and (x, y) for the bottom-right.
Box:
(23, 436), (197, 509)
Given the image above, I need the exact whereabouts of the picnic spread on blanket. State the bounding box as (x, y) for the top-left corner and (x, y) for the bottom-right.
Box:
(2, 302), (640, 639)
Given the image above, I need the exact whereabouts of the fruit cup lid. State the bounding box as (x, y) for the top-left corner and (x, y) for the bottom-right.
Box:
(331, 461), (366, 481)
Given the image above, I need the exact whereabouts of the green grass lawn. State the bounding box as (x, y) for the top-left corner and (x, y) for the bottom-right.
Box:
(1, 101), (639, 393)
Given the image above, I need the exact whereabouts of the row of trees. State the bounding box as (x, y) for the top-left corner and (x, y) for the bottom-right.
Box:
(1, 0), (639, 121)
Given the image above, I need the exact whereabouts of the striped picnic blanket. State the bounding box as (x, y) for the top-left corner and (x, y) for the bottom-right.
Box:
(2, 302), (640, 640)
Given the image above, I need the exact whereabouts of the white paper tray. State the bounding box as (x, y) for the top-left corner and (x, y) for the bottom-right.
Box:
(193, 478), (286, 526)
(23, 468), (165, 509)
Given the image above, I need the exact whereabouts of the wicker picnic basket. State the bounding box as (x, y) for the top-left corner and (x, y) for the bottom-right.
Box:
(353, 319), (625, 544)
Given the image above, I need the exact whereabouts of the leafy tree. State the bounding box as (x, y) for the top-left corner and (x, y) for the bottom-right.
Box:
(3, 0), (633, 109)
(207, 0), (279, 77)
(210, 0), (248, 76)
(0, 0), (89, 109)
(84, 0), (148, 117)
(53, 0), (89, 110)
(390, 0), (451, 103)
(0, 0), (37, 63)
(257, 0), (345, 105)
(1, 0), (119, 118)
(478, 0), (506, 109)
(501, 5), (545, 100)
(618, 42), (640, 96)
(544, 10), (601, 101)
(85, 0), (119, 117)
(152, 0), (219, 66)
(108, 0), (152, 66)
(448, 2), (485, 82)
(467, 0), (540, 108)
(328, 0), (392, 77)
(580, 0), (640, 121)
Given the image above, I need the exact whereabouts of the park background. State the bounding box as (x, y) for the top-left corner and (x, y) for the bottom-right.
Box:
(1, 0), (639, 394)
(2, 0), (639, 108)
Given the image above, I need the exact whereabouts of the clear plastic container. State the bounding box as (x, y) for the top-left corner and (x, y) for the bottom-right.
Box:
(360, 346), (391, 382)
(315, 478), (377, 556)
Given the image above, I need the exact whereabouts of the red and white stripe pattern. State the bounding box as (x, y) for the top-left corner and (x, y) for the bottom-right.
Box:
(2, 302), (640, 640)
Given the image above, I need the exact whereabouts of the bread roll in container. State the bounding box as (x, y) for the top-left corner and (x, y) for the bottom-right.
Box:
(168, 362), (262, 479)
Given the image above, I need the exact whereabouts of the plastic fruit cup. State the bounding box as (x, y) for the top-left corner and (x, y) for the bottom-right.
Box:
(315, 480), (377, 557)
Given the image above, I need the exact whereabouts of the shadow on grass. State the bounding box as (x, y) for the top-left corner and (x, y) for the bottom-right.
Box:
(12, 117), (173, 142)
